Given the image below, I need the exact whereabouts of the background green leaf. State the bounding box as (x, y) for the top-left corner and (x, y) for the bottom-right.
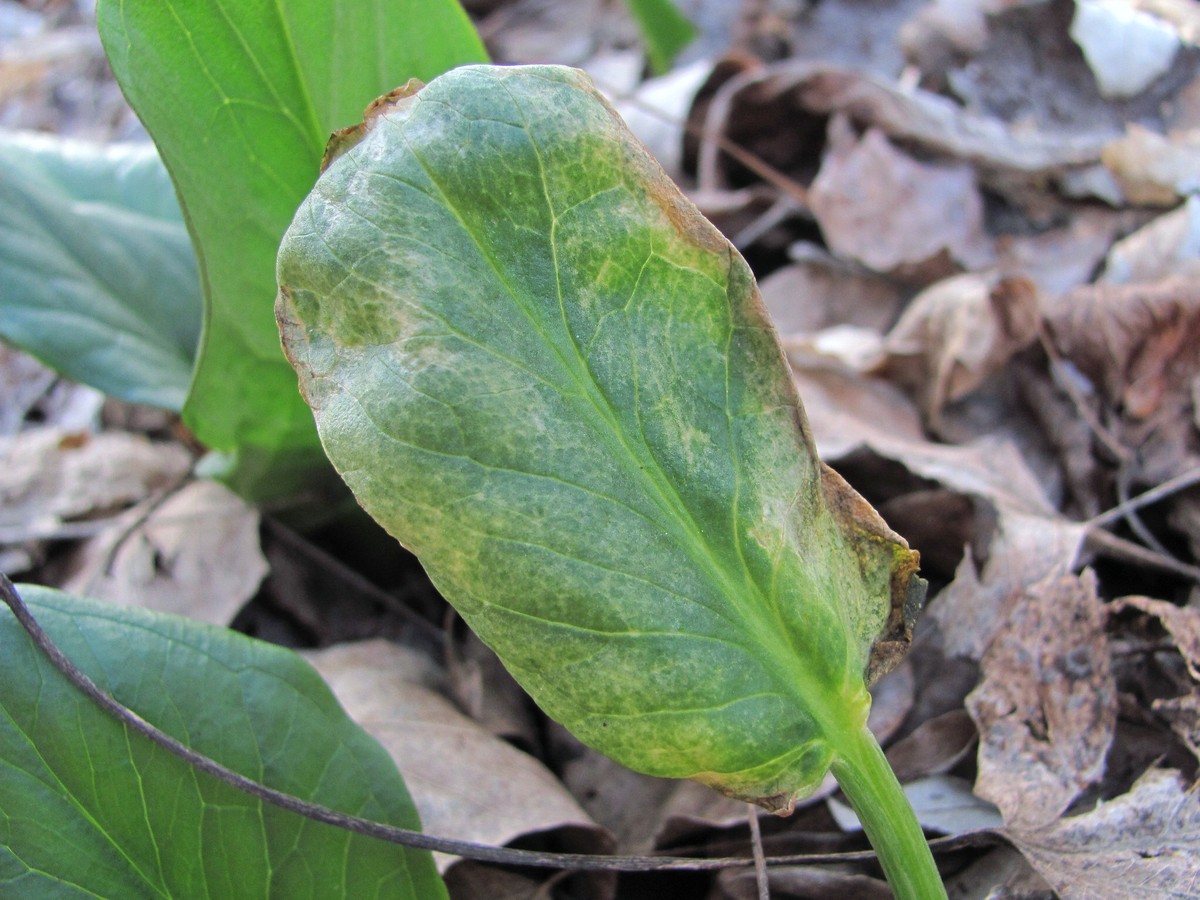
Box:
(0, 132), (200, 410)
(97, 0), (487, 497)
(625, 0), (696, 74)
(0, 584), (445, 899)
(277, 65), (922, 812)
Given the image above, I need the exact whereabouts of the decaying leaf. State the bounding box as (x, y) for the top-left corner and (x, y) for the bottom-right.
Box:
(877, 272), (1040, 425)
(277, 64), (924, 813)
(809, 117), (990, 276)
(302, 639), (610, 871)
(1007, 768), (1200, 900)
(966, 571), (1117, 831)
(1042, 276), (1200, 483)
(63, 479), (268, 626)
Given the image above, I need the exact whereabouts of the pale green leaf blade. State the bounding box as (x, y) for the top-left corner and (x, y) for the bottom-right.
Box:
(97, 0), (487, 495)
(0, 132), (200, 410)
(0, 585), (446, 899)
(277, 65), (922, 811)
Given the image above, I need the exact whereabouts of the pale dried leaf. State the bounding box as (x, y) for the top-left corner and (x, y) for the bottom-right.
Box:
(1100, 195), (1200, 285)
(1071, 1), (1180, 100)
(967, 571), (1117, 831)
(302, 640), (607, 872)
(809, 119), (990, 275)
(63, 479), (267, 626)
(759, 251), (903, 339)
(0, 427), (190, 542)
(1102, 125), (1200, 205)
(1008, 768), (1200, 900)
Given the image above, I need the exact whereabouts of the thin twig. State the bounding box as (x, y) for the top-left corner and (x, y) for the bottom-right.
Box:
(1084, 529), (1200, 584)
(1085, 466), (1200, 531)
(748, 804), (771, 900)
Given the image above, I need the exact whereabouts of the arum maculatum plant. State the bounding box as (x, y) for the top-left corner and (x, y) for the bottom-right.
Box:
(277, 64), (945, 899)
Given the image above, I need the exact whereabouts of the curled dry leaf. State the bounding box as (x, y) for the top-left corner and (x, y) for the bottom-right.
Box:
(877, 272), (1040, 425)
(966, 570), (1117, 832)
(719, 864), (892, 900)
(1007, 768), (1200, 900)
(809, 118), (990, 276)
(301, 639), (609, 872)
(0, 427), (190, 543)
(1042, 276), (1200, 482)
(63, 479), (268, 626)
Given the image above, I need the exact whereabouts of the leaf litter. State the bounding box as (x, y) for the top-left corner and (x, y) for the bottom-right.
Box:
(5, 0), (1200, 896)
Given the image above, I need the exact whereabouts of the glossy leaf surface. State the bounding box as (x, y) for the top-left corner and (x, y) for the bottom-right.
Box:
(97, 0), (487, 496)
(0, 132), (200, 410)
(0, 585), (445, 899)
(277, 65), (922, 811)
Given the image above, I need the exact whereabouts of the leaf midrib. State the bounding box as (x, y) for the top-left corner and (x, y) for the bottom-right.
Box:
(398, 82), (852, 744)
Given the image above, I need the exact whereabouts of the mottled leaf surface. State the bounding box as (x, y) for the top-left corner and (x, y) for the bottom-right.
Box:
(97, 0), (486, 496)
(0, 585), (445, 899)
(277, 65), (921, 811)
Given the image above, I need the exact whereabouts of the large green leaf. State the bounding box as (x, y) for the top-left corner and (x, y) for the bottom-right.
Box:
(0, 584), (445, 899)
(97, 0), (487, 495)
(277, 65), (923, 812)
(0, 132), (200, 410)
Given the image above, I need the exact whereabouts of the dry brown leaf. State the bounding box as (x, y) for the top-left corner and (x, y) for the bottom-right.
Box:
(758, 248), (903, 339)
(0, 427), (190, 543)
(931, 510), (1087, 661)
(995, 205), (1143, 297)
(878, 272), (1040, 425)
(966, 570), (1117, 831)
(62, 479), (267, 626)
(301, 640), (609, 872)
(887, 709), (978, 783)
(701, 60), (1109, 178)
(809, 117), (990, 276)
(1043, 277), (1200, 482)
(1007, 768), (1200, 900)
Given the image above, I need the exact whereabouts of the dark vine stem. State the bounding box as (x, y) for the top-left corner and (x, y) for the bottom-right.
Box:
(0, 573), (984, 874)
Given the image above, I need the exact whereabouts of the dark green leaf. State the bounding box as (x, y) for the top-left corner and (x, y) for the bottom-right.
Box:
(97, 0), (487, 496)
(0, 584), (445, 899)
(277, 65), (922, 812)
(0, 132), (200, 410)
